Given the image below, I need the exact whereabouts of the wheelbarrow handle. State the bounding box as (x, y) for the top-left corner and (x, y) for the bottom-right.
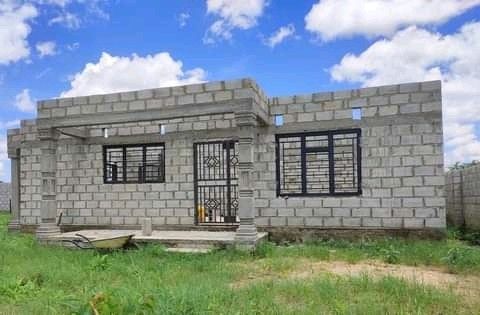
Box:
(75, 233), (95, 247)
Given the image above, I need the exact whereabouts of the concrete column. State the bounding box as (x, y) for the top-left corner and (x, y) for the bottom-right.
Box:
(7, 148), (21, 232)
(36, 128), (61, 240)
(234, 111), (258, 249)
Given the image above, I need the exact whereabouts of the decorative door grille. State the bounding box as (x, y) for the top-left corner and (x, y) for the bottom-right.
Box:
(193, 141), (239, 224)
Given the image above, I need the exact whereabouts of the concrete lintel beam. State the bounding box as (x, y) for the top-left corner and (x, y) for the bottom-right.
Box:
(38, 99), (252, 129)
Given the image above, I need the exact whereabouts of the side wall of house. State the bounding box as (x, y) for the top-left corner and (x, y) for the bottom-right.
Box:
(254, 81), (445, 231)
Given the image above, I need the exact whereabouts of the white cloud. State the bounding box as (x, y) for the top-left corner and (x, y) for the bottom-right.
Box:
(61, 52), (207, 97)
(305, 0), (480, 41)
(36, 41), (57, 57)
(264, 24), (296, 48)
(330, 22), (480, 166)
(204, 0), (268, 43)
(0, 1), (38, 64)
(177, 12), (190, 27)
(15, 89), (36, 113)
(48, 11), (80, 29)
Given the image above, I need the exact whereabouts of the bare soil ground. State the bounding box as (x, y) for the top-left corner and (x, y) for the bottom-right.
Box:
(232, 259), (480, 305)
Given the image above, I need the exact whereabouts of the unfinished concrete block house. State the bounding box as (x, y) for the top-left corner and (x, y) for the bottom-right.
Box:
(6, 78), (446, 246)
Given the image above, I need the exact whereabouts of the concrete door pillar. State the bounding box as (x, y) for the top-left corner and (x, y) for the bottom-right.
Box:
(234, 111), (258, 249)
(36, 128), (61, 240)
(7, 148), (21, 232)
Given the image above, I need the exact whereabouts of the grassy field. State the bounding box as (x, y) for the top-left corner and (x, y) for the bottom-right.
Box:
(1, 213), (480, 314)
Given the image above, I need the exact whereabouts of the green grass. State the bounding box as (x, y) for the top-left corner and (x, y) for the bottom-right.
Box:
(1, 213), (479, 314)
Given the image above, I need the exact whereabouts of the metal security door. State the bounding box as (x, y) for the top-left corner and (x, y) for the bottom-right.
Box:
(193, 141), (239, 225)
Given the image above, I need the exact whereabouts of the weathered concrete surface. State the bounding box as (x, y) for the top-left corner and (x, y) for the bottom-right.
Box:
(50, 229), (268, 248)
(446, 165), (480, 229)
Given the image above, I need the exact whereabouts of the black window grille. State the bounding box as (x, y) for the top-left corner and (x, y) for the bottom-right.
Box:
(276, 129), (361, 196)
(103, 144), (165, 184)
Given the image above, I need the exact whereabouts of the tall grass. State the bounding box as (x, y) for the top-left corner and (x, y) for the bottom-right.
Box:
(1, 214), (479, 314)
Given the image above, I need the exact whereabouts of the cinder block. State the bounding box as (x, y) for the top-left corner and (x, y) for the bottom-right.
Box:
(333, 208), (351, 217)
(402, 198), (424, 207)
(314, 208), (332, 216)
(415, 208), (436, 218)
(379, 105), (398, 116)
(404, 218), (425, 228)
(382, 218), (403, 228)
(372, 208), (391, 218)
(305, 217), (323, 226)
(178, 95), (194, 105)
(352, 208), (370, 217)
(343, 218), (361, 227)
(400, 103), (420, 114)
(278, 208), (295, 216)
(362, 218), (382, 227)
(270, 217), (287, 226)
(393, 208), (414, 217)
(390, 94), (409, 104)
(323, 199), (341, 207)
(296, 208), (313, 217)
(315, 111), (333, 121)
(129, 100), (146, 111)
(324, 217), (342, 227)
(287, 217), (305, 226)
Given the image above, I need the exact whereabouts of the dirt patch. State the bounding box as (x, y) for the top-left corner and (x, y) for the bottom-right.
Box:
(232, 259), (480, 299)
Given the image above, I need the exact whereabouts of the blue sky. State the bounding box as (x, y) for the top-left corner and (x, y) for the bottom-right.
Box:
(1, 0), (480, 181)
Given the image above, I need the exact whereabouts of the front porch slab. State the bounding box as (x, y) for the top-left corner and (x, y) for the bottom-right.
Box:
(48, 229), (268, 250)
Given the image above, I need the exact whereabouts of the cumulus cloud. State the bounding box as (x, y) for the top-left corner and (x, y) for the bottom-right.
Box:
(305, 0), (480, 41)
(36, 41), (57, 57)
(61, 52), (207, 97)
(204, 0), (268, 43)
(15, 89), (36, 113)
(0, 1), (38, 64)
(264, 24), (296, 48)
(330, 23), (480, 166)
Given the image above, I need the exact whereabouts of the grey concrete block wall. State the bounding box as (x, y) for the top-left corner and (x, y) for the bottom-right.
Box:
(446, 166), (480, 229)
(0, 183), (11, 211)
(8, 78), (446, 233)
(254, 81), (445, 230)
